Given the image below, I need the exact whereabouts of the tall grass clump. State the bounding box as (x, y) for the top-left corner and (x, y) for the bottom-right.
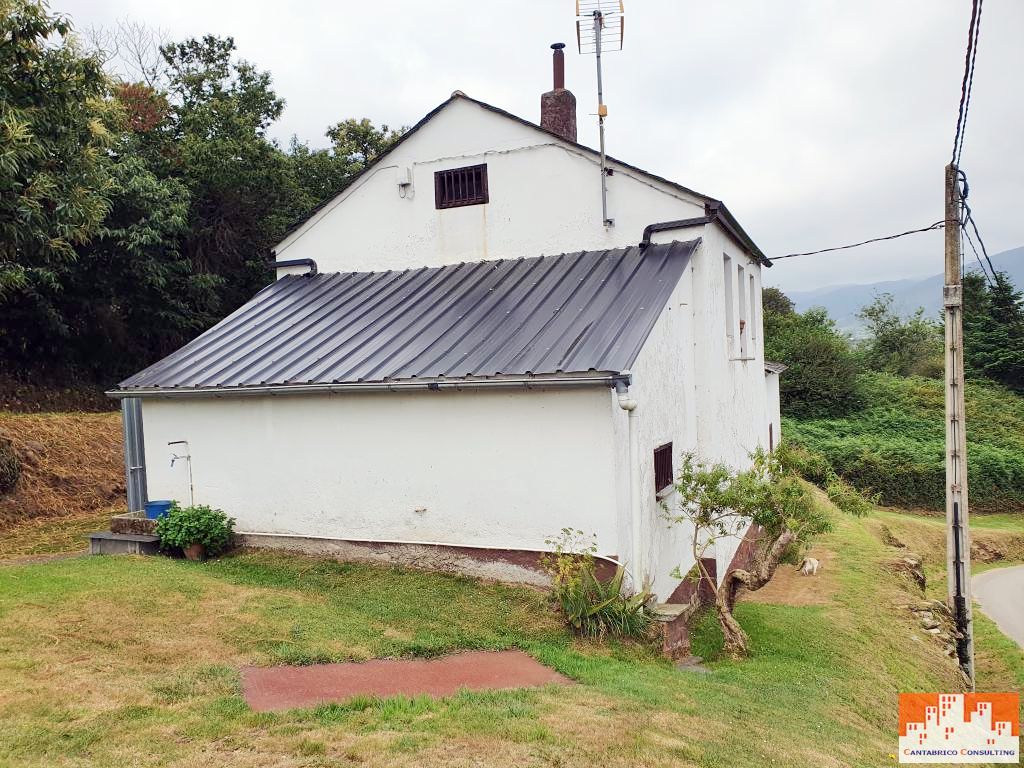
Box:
(541, 528), (650, 640)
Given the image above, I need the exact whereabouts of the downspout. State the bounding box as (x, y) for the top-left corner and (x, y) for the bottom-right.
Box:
(615, 375), (643, 592)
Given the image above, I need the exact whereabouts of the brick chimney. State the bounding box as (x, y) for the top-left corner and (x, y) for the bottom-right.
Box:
(540, 43), (577, 143)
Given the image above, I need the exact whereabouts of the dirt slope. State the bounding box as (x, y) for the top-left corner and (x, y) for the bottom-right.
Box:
(0, 412), (123, 526)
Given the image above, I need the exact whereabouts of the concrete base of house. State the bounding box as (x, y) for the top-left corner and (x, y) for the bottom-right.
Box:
(235, 532), (570, 588)
(89, 531), (160, 556)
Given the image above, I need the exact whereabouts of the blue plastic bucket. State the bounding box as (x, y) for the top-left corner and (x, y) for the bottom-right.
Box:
(144, 499), (173, 520)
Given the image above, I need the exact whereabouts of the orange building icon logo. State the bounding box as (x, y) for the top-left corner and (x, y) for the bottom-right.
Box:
(899, 693), (1019, 763)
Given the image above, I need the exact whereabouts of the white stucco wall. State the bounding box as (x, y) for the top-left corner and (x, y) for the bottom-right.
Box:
(141, 387), (622, 557)
(274, 97), (706, 273)
(766, 371), (782, 451)
(602, 224), (771, 599)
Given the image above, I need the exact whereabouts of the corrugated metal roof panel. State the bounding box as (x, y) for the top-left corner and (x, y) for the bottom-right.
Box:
(118, 240), (698, 392)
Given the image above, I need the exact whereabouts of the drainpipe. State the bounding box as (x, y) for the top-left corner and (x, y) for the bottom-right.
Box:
(615, 374), (643, 593)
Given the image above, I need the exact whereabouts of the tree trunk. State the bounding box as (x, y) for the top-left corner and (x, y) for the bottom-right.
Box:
(714, 529), (796, 657)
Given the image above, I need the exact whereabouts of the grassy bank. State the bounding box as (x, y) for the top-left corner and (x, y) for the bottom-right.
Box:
(785, 372), (1024, 512)
(0, 494), (1020, 767)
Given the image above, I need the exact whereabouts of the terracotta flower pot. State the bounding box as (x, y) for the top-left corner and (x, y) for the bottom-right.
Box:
(183, 542), (206, 561)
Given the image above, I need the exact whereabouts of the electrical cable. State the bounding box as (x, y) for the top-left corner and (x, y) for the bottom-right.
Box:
(952, 0), (983, 166)
(769, 222), (945, 261)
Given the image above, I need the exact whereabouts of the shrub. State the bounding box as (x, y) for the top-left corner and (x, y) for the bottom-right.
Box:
(784, 372), (1024, 511)
(0, 436), (20, 494)
(856, 294), (943, 379)
(541, 528), (650, 640)
(155, 503), (235, 556)
(764, 307), (861, 418)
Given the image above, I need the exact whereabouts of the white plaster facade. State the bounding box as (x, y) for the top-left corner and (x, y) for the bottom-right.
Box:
(136, 93), (780, 601)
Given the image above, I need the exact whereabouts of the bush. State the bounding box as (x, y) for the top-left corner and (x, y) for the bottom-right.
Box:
(0, 436), (20, 494)
(155, 503), (235, 556)
(856, 294), (943, 379)
(541, 528), (650, 640)
(764, 307), (861, 418)
(785, 372), (1024, 512)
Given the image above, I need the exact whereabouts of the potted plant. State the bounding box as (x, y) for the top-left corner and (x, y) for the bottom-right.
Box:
(154, 502), (235, 560)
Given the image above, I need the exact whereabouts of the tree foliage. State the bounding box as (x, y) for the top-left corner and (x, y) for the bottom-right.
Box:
(0, 0), (114, 294)
(963, 271), (1024, 391)
(763, 292), (860, 418)
(856, 293), (942, 378)
(0, 5), (399, 384)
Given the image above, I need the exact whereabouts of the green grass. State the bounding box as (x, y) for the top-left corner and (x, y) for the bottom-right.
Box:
(0, 499), (1020, 767)
(785, 372), (1024, 512)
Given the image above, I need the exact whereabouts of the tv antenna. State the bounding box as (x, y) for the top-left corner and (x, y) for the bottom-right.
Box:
(576, 0), (624, 228)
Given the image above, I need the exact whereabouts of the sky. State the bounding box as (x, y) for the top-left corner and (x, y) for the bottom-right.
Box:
(59, 0), (1023, 291)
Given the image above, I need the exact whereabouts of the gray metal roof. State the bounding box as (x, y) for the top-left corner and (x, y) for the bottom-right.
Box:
(118, 240), (698, 393)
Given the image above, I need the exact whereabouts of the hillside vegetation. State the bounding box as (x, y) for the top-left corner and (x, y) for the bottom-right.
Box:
(0, 412), (123, 527)
(786, 372), (1024, 512)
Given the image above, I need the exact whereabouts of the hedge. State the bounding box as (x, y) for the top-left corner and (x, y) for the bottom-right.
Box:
(784, 372), (1024, 512)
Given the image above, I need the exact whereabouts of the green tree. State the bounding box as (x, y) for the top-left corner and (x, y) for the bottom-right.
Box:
(664, 449), (832, 657)
(856, 293), (942, 378)
(160, 35), (307, 309)
(761, 286), (795, 316)
(325, 118), (404, 173)
(0, 0), (115, 369)
(963, 271), (1024, 391)
(764, 296), (860, 417)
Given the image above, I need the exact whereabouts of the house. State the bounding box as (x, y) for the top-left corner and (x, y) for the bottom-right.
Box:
(110, 46), (781, 603)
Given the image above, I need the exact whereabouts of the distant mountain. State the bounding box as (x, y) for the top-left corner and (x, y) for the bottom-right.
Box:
(787, 246), (1024, 333)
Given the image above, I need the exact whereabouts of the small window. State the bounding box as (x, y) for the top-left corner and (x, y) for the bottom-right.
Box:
(434, 164), (488, 209)
(654, 443), (673, 494)
(737, 263), (748, 358)
(723, 254), (735, 354)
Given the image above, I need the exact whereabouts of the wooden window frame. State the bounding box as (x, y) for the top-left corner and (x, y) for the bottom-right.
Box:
(654, 442), (674, 495)
(434, 164), (489, 209)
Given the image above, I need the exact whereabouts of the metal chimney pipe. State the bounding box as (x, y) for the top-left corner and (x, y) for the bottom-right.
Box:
(551, 42), (565, 89)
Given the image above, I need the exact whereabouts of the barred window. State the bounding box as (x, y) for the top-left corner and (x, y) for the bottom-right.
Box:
(654, 442), (673, 494)
(434, 164), (488, 209)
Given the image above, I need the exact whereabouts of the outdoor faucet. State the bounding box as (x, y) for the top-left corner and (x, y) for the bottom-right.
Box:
(167, 440), (195, 506)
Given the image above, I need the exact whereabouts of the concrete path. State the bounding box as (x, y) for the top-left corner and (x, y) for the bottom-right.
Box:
(973, 565), (1024, 648)
(241, 650), (570, 712)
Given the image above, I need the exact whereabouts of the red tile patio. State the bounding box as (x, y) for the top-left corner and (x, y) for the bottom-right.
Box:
(240, 649), (570, 712)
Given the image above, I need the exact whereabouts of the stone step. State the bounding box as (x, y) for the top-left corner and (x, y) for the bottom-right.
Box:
(89, 531), (160, 556)
(649, 602), (690, 622)
(110, 511), (157, 536)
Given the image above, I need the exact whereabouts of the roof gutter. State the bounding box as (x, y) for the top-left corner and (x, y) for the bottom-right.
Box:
(273, 257), (318, 275)
(107, 373), (632, 400)
(639, 202), (771, 268)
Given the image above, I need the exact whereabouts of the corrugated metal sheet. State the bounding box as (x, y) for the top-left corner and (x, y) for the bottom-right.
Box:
(118, 240), (698, 392)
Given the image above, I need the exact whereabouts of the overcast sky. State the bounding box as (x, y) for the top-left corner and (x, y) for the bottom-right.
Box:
(60, 0), (1022, 291)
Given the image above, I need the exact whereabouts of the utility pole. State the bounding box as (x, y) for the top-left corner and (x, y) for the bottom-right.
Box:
(943, 162), (975, 688)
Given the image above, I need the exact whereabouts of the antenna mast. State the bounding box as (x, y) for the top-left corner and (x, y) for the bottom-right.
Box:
(576, 1), (624, 228)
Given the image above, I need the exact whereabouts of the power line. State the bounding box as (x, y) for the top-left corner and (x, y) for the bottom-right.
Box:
(962, 227), (994, 288)
(952, 0), (983, 166)
(956, 169), (997, 283)
(769, 222), (945, 261)
(962, 207), (997, 283)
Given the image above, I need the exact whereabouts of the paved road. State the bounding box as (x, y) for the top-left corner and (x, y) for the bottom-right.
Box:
(973, 565), (1024, 648)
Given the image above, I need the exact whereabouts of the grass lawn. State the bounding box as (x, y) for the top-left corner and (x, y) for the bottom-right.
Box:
(0, 499), (1020, 767)
(0, 509), (112, 560)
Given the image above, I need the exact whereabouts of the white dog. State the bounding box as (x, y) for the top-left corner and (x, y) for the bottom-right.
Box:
(799, 557), (820, 576)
